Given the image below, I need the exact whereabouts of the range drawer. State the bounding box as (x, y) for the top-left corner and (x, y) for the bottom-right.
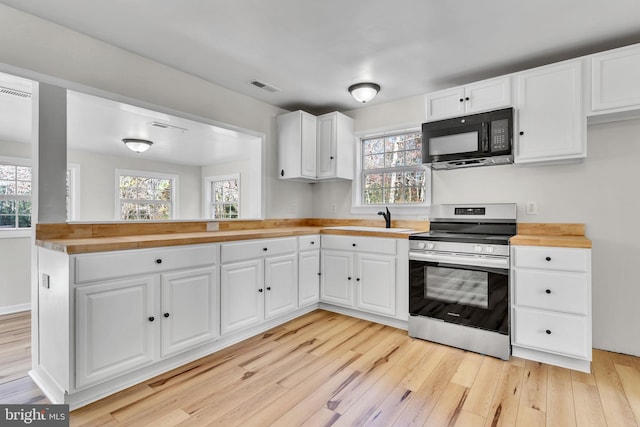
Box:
(74, 244), (217, 284)
(221, 237), (297, 264)
(299, 235), (320, 251)
(321, 235), (396, 255)
(513, 246), (589, 272)
(513, 307), (590, 359)
(514, 269), (589, 315)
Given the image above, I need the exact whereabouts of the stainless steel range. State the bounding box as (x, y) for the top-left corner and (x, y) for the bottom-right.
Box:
(408, 203), (516, 360)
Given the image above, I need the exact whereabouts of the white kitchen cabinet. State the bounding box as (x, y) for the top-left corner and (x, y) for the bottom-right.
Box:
(220, 237), (298, 334)
(514, 59), (586, 165)
(298, 235), (320, 306)
(277, 110), (354, 181)
(75, 276), (158, 389)
(591, 43), (640, 115)
(160, 267), (219, 357)
(511, 245), (592, 373)
(425, 76), (512, 121)
(316, 111), (354, 180)
(277, 110), (317, 181)
(320, 235), (396, 317)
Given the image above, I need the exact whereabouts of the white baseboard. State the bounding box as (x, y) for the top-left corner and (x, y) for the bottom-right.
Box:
(0, 303), (31, 315)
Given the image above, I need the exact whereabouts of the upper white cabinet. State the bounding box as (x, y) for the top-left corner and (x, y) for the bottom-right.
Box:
(514, 59), (586, 165)
(277, 110), (354, 182)
(277, 110), (317, 181)
(591, 43), (640, 116)
(425, 76), (512, 121)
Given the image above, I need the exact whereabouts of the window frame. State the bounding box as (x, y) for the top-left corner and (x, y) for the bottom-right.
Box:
(0, 155), (33, 237)
(115, 168), (178, 221)
(351, 125), (431, 217)
(203, 173), (241, 219)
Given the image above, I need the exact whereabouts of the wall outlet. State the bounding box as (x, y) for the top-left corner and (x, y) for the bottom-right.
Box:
(330, 203), (337, 213)
(291, 203), (296, 213)
(206, 222), (219, 231)
(526, 201), (538, 215)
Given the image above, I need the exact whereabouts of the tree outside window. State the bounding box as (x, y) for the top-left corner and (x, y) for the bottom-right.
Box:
(362, 132), (426, 205)
(0, 163), (32, 229)
(117, 171), (175, 220)
(207, 175), (240, 219)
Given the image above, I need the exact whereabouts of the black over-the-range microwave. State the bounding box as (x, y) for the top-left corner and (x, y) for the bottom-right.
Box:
(422, 107), (514, 170)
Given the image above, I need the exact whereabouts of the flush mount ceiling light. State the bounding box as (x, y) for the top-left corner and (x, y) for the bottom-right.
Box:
(123, 138), (153, 153)
(348, 82), (380, 103)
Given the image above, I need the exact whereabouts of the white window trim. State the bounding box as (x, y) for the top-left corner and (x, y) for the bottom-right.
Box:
(115, 168), (179, 220)
(350, 124), (432, 218)
(0, 155), (32, 238)
(203, 173), (241, 219)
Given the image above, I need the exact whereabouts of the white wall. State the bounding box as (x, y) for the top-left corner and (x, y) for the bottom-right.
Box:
(0, 140), (31, 313)
(68, 148), (202, 221)
(330, 93), (640, 356)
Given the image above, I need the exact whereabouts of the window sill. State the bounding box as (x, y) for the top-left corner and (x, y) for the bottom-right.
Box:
(350, 204), (430, 219)
(0, 229), (33, 239)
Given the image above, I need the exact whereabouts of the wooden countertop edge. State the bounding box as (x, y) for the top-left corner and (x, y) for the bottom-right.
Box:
(36, 226), (425, 254)
(510, 234), (592, 249)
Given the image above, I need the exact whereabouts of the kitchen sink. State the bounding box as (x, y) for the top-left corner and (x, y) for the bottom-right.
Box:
(323, 226), (414, 232)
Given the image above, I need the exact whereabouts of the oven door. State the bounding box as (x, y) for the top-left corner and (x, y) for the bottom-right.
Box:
(409, 251), (509, 335)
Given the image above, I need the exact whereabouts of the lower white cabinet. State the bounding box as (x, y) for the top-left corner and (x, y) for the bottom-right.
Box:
(511, 245), (592, 372)
(298, 235), (320, 306)
(220, 238), (298, 335)
(320, 235), (397, 317)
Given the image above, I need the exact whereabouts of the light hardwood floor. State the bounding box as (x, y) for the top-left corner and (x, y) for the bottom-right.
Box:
(1, 309), (639, 426)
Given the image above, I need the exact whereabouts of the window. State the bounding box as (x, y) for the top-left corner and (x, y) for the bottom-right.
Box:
(0, 161), (32, 229)
(352, 129), (430, 214)
(205, 174), (240, 219)
(116, 169), (177, 220)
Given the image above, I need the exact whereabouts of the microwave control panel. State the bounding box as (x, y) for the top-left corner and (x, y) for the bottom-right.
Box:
(490, 119), (510, 152)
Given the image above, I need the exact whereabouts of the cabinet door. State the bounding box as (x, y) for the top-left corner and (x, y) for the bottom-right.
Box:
(300, 112), (318, 177)
(264, 253), (298, 319)
(515, 60), (585, 164)
(316, 113), (337, 178)
(465, 77), (512, 114)
(355, 253), (396, 316)
(160, 267), (219, 358)
(75, 276), (158, 389)
(592, 44), (640, 112)
(277, 110), (317, 180)
(299, 250), (320, 306)
(220, 259), (264, 335)
(425, 86), (466, 121)
(320, 250), (353, 306)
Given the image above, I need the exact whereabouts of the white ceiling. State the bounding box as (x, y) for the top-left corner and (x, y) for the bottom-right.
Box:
(2, 0), (640, 114)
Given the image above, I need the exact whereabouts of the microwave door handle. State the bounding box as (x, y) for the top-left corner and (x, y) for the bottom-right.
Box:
(482, 123), (489, 152)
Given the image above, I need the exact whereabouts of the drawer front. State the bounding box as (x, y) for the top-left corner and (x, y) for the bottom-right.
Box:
(513, 246), (589, 272)
(74, 244), (217, 284)
(514, 269), (589, 315)
(221, 237), (297, 264)
(513, 307), (589, 359)
(321, 235), (396, 255)
(298, 235), (321, 251)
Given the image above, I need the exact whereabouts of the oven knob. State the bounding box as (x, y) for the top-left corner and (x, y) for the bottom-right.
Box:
(474, 245), (483, 252)
(485, 246), (494, 254)
(417, 242), (426, 249)
(426, 242), (435, 250)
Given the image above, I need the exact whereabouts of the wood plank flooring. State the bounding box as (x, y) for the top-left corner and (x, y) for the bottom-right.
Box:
(1, 309), (640, 426)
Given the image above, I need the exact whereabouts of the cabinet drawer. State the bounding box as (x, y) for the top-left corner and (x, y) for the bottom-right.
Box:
(74, 245), (217, 284)
(513, 307), (589, 359)
(221, 237), (297, 264)
(321, 235), (396, 255)
(514, 269), (588, 315)
(513, 246), (589, 272)
(298, 235), (321, 251)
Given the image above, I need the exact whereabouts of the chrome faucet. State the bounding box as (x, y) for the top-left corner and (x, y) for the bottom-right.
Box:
(377, 207), (391, 228)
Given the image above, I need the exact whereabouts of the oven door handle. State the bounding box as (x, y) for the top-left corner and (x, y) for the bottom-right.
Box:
(409, 251), (509, 269)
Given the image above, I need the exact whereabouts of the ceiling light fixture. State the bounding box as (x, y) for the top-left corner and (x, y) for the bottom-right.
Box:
(123, 138), (153, 153)
(348, 83), (380, 103)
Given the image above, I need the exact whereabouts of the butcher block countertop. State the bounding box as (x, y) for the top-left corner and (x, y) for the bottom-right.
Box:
(36, 219), (429, 254)
(510, 223), (592, 249)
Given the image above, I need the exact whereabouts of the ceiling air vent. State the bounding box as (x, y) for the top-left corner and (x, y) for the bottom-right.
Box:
(250, 80), (280, 93)
(0, 86), (31, 98)
(148, 121), (188, 132)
